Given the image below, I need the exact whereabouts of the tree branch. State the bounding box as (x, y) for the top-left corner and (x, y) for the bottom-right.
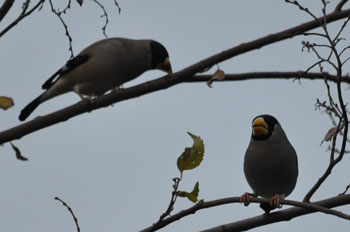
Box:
(1, 8), (350, 144)
(55, 196), (80, 232)
(335, 0), (349, 12)
(302, 0), (350, 202)
(0, 0), (15, 22)
(92, 0), (109, 38)
(1, 71), (350, 145)
(140, 194), (350, 232)
(0, 0), (44, 38)
(48, 0), (74, 58)
(190, 71), (350, 84)
(199, 194), (350, 232)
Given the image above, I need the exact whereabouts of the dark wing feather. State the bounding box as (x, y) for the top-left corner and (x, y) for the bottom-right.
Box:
(41, 55), (89, 89)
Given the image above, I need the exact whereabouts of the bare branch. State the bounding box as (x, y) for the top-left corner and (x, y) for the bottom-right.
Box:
(342, 56), (350, 65)
(48, 0), (74, 58)
(0, 0), (15, 22)
(140, 194), (350, 232)
(1, 71), (350, 145)
(199, 195), (350, 232)
(151, 177), (182, 230)
(340, 183), (350, 195)
(303, 60), (324, 74)
(339, 45), (350, 57)
(302, 0), (350, 202)
(189, 72), (350, 84)
(61, 0), (72, 14)
(113, 0), (121, 14)
(55, 196), (80, 232)
(92, 0), (109, 38)
(332, 14), (350, 43)
(335, 0), (349, 12)
(1, 8), (350, 144)
(302, 32), (328, 38)
(285, 0), (323, 25)
(0, 0), (44, 38)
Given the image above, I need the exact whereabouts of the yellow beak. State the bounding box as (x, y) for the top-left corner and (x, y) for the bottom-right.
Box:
(252, 117), (268, 136)
(159, 57), (172, 76)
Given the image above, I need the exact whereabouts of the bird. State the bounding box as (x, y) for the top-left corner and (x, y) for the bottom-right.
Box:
(240, 114), (298, 213)
(19, 38), (173, 121)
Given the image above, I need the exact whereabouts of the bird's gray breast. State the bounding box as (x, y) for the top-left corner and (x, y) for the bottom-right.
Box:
(244, 125), (298, 198)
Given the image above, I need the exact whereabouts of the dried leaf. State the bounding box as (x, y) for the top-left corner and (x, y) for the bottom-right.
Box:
(77, 0), (83, 6)
(10, 142), (28, 161)
(177, 182), (199, 203)
(207, 69), (225, 88)
(324, 127), (337, 142)
(0, 96), (14, 110)
(177, 132), (204, 174)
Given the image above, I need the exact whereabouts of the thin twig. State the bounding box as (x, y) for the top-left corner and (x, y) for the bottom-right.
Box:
(332, 14), (350, 44)
(61, 0), (72, 14)
(342, 56), (350, 65)
(48, 0), (74, 58)
(113, 0), (122, 14)
(21, 0), (31, 14)
(55, 196), (80, 232)
(92, 0), (109, 38)
(152, 176), (182, 229)
(302, 32), (328, 38)
(339, 45), (350, 57)
(0, 0), (44, 38)
(340, 183), (350, 195)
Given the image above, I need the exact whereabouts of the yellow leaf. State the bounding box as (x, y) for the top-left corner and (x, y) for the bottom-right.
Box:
(0, 96), (14, 110)
(177, 132), (204, 173)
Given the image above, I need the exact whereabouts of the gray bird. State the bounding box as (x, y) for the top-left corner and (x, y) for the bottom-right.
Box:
(240, 114), (298, 213)
(19, 38), (172, 121)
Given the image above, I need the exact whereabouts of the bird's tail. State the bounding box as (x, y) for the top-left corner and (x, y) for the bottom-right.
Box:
(259, 203), (276, 214)
(19, 94), (44, 121)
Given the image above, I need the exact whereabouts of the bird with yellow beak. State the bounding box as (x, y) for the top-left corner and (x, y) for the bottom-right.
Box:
(19, 38), (172, 121)
(240, 115), (298, 213)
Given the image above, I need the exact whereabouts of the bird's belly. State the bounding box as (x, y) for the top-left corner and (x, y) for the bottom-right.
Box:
(75, 78), (117, 96)
(244, 150), (297, 198)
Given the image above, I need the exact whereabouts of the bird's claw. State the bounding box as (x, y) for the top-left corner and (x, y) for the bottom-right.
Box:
(240, 192), (257, 206)
(269, 194), (282, 208)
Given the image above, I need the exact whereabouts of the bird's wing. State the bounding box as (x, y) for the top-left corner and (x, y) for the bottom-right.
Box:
(41, 54), (89, 89)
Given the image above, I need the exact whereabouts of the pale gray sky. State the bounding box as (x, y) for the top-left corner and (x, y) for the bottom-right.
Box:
(0, 1), (349, 231)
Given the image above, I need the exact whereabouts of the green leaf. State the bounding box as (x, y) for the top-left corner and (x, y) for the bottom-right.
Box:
(177, 182), (199, 203)
(177, 132), (204, 173)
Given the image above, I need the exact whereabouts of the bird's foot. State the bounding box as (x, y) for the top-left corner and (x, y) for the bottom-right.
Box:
(269, 194), (282, 208)
(111, 85), (123, 93)
(81, 96), (94, 103)
(240, 192), (257, 206)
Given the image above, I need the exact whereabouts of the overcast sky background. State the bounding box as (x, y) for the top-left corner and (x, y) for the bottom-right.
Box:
(1, 1), (350, 231)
